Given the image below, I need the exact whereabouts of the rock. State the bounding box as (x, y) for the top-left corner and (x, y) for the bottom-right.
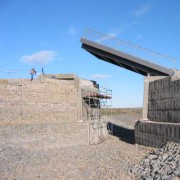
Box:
(163, 153), (169, 160)
(131, 142), (180, 179)
(174, 165), (180, 176)
(130, 167), (139, 174)
(143, 158), (150, 164)
(149, 154), (158, 160)
(161, 174), (171, 180)
(172, 176), (180, 180)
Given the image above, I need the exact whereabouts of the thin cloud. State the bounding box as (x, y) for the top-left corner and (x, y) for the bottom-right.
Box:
(40, 42), (51, 46)
(67, 26), (77, 37)
(132, 4), (151, 18)
(96, 25), (128, 43)
(107, 32), (118, 38)
(90, 74), (111, 79)
(136, 34), (142, 40)
(108, 25), (127, 36)
(20, 50), (57, 65)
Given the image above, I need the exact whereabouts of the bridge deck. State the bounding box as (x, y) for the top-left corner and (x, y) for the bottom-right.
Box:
(81, 38), (174, 76)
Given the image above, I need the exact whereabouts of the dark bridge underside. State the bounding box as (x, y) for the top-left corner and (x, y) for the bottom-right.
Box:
(81, 38), (174, 76)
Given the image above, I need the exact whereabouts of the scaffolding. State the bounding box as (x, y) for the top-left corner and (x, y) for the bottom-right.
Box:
(82, 86), (112, 119)
(82, 85), (112, 144)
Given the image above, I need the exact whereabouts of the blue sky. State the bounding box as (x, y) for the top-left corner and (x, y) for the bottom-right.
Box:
(1, 0), (180, 108)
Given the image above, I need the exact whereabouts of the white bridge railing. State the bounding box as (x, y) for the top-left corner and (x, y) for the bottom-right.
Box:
(82, 29), (177, 70)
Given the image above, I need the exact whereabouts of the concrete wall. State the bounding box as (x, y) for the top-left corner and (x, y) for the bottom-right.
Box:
(135, 121), (180, 147)
(148, 76), (180, 123)
(142, 76), (165, 120)
(136, 75), (180, 147)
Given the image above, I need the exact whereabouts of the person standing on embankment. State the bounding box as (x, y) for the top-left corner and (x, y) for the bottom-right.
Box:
(30, 68), (36, 81)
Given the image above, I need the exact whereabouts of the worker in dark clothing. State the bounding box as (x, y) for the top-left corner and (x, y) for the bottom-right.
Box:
(30, 68), (36, 81)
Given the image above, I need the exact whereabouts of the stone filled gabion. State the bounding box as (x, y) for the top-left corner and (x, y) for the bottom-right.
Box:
(131, 142), (180, 179)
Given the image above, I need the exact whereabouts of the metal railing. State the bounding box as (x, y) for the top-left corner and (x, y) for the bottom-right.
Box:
(82, 85), (112, 110)
(82, 29), (177, 69)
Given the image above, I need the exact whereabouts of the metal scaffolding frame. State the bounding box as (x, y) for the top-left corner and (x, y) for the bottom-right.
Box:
(82, 86), (112, 119)
(82, 86), (112, 144)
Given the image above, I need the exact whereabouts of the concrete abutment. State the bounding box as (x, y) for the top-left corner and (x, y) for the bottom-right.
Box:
(0, 74), (110, 149)
(136, 73), (180, 147)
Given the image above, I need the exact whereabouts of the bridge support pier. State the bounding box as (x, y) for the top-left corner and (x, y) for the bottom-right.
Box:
(137, 73), (180, 147)
(142, 76), (165, 120)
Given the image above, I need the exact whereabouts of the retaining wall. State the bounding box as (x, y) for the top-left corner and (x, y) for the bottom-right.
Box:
(0, 122), (89, 149)
(0, 77), (78, 124)
(0, 75), (110, 149)
(0, 76), (89, 149)
(135, 75), (180, 147)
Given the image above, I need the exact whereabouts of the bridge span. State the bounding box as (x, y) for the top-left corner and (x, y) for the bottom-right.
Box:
(81, 29), (175, 76)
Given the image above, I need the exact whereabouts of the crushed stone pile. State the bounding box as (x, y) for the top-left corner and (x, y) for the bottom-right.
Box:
(131, 142), (180, 180)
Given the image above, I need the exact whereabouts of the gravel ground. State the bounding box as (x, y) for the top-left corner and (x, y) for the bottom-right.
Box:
(0, 137), (152, 180)
(131, 142), (180, 179)
(0, 114), (154, 180)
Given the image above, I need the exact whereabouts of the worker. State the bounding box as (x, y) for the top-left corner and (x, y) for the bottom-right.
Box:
(30, 68), (36, 81)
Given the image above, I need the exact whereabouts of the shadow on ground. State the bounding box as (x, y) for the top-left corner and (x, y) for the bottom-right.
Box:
(107, 122), (135, 144)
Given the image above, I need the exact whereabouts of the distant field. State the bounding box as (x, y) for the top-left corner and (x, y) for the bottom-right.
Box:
(100, 107), (142, 116)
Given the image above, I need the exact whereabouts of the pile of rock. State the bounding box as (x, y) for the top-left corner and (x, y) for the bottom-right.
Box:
(131, 142), (180, 179)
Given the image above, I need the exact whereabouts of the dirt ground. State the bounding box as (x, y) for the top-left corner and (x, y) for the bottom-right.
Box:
(0, 138), (153, 180)
(0, 110), (154, 180)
